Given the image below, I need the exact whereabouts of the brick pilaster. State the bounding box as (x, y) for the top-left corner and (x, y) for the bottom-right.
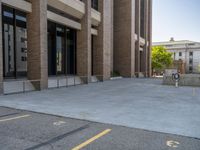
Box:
(93, 0), (113, 80)
(0, 1), (3, 94)
(27, 0), (48, 90)
(77, 0), (91, 83)
(114, 0), (136, 77)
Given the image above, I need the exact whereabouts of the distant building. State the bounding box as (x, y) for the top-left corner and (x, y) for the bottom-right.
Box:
(153, 38), (200, 74)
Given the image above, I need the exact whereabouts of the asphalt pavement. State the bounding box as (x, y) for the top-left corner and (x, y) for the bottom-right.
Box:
(0, 106), (199, 150)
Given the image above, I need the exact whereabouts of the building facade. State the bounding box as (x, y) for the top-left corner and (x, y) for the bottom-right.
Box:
(153, 39), (200, 74)
(0, 0), (152, 94)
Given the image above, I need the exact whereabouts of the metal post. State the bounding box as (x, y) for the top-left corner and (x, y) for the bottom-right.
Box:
(175, 80), (178, 88)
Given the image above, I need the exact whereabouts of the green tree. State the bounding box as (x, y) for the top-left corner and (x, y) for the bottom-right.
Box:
(152, 46), (173, 72)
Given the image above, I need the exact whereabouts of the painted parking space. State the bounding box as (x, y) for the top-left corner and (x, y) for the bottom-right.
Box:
(0, 114), (30, 122)
(0, 106), (199, 150)
(71, 129), (112, 150)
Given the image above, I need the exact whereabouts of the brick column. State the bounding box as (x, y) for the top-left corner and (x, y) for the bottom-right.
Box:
(27, 0), (48, 90)
(135, 0), (141, 77)
(113, 0), (135, 77)
(142, 0), (148, 77)
(0, 1), (3, 94)
(93, 0), (113, 80)
(110, 0), (114, 76)
(77, 0), (91, 83)
(148, 0), (153, 77)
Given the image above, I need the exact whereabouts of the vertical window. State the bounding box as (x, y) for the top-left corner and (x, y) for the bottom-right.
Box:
(189, 66), (193, 73)
(189, 59), (193, 64)
(140, 0), (145, 38)
(91, 0), (98, 11)
(179, 52), (182, 57)
(47, 21), (77, 76)
(2, 5), (27, 78)
(67, 28), (77, 75)
(16, 10), (27, 77)
(56, 26), (65, 75)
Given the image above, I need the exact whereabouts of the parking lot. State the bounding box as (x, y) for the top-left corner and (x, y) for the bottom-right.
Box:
(0, 78), (200, 139)
(0, 106), (200, 150)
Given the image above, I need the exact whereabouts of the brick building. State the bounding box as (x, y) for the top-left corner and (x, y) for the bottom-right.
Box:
(0, 0), (152, 94)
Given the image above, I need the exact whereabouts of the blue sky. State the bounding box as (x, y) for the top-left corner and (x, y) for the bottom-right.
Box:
(153, 0), (200, 42)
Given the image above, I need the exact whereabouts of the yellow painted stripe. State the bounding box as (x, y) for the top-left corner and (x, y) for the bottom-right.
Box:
(0, 115), (30, 122)
(72, 129), (112, 150)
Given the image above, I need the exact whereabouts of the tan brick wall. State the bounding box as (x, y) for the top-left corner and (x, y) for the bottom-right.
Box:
(141, 0), (148, 76)
(114, 0), (135, 77)
(135, 0), (141, 76)
(0, 1), (3, 94)
(93, 0), (113, 80)
(110, 0), (114, 75)
(77, 0), (91, 83)
(134, 0), (152, 77)
(27, 0), (48, 90)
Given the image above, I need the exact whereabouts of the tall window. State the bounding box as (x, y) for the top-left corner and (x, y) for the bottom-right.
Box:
(140, 0), (145, 38)
(67, 28), (77, 75)
(91, 0), (98, 11)
(56, 25), (65, 75)
(189, 52), (193, 73)
(48, 21), (77, 76)
(2, 5), (27, 78)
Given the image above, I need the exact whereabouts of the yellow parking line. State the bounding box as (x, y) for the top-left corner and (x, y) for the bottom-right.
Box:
(72, 129), (112, 150)
(0, 115), (30, 122)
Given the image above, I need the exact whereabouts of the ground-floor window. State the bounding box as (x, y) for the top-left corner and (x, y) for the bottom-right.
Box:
(91, 35), (94, 76)
(2, 5), (27, 78)
(48, 21), (77, 76)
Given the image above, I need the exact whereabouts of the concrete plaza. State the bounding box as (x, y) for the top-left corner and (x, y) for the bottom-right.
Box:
(0, 78), (200, 139)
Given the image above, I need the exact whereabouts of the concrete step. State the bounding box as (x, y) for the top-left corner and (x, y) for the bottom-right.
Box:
(48, 76), (83, 88)
(91, 76), (99, 83)
(4, 80), (35, 94)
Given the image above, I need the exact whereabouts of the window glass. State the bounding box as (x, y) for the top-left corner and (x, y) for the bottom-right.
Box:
(2, 5), (27, 78)
(3, 24), (15, 77)
(92, 0), (98, 10)
(48, 21), (77, 76)
(16, 26), (27, 76)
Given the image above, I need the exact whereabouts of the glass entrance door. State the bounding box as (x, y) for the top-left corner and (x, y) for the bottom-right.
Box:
(48, 21), (77, 76)
(66, 28), (76, 75)
(56, 26), (65, 75)
(48, 21), (56, 76)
